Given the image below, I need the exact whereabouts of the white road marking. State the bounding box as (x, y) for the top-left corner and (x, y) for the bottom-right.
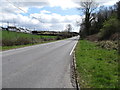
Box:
(70, 41), (78, 55)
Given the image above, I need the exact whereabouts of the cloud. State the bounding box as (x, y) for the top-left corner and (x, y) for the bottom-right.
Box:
(1, 0), (119, 32)
(1, 0), (79, 10)
(1, 0), (119, 14)
(30, 11), (82, 31)
(0, 9), (82, 32)
(0, 1), (28, 14)
(40, 10), (51, 14)
(73, 0), (119, 6)
(1, 0), (49, 14)
(102, 0), (119, 6)
(48, 0), (79, 9)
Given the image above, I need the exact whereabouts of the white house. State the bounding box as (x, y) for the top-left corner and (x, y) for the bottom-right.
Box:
(8, 26), (17, 31)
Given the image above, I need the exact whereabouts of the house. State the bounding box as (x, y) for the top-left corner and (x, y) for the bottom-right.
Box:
(8, 26), (17, 31)
(25, 29), (31, 34)
(1, 27), (8, 31)
(16, 28), (21, 32)
(19, 28), (25, 33)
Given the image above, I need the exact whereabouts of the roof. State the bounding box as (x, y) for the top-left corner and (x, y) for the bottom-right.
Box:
(8, 26), (16, 29)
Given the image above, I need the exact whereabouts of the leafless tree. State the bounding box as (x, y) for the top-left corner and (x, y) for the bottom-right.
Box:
(65, 24), (72, 32)
(78, 0), (98, 36)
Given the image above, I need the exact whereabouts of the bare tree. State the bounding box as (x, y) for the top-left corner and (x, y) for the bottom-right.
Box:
(65, 24), (72, 32)
(116, 1), (120, 20)
(78, 0), (98, 36)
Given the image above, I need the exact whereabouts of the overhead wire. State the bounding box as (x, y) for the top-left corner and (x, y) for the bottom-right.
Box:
(5, 0), (48, 31)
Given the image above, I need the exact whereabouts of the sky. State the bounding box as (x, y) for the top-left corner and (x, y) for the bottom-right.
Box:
(0, 0), (119, 32)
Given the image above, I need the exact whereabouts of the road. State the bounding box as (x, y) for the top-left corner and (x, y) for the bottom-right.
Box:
(2, 36), (79, 88)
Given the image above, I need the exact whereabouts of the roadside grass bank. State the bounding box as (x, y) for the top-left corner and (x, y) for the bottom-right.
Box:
(1, 30), (66, 50)
(2, 30), (57, 46)
(75, 40), (118, 88)
(1, 40), (57, 51)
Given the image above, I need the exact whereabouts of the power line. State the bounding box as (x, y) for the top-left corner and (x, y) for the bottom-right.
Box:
(5, 0), (47, 31)
(6, 0), (27, 13)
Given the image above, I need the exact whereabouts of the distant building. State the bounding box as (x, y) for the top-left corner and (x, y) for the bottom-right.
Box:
(8, 26), (17, 31)
(25, 29), (31, 34)
(1, 27), (8, 31)
(18, 28), (25, 32)
(1, 26), (31, 34)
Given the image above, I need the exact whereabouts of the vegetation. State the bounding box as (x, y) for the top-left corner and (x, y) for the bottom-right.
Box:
(1, 40), (56, 51)
(0, 31), (58, 50)
(78, 0), (98, 38)
(75, 40), (118, 88)
(1, 30), (77, 50)
(65, 24), (72, 32)
(2, 30), (57, 46)
(76, 2), (120, 85)
(76, 1), (119, 88)
(99, 17), (120, 40)
(97, 41), (118, 50)
(79, 0), (120, 40)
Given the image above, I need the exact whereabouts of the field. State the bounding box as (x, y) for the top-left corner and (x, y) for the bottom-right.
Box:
(75, 40), (118, 88)
(1, 30), (58, 50)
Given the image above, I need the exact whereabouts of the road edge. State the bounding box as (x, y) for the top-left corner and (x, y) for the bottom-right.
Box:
(70, 38), (80, 90)
(73, 51), (80, 90)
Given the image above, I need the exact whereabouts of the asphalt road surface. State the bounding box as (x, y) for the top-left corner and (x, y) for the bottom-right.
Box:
(2, 36), (79, 88)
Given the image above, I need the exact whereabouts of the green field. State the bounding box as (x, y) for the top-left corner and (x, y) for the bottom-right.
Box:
(1, 30), (58, 50)
(75, 40), (118, 88)
(2, 30), (56, 39)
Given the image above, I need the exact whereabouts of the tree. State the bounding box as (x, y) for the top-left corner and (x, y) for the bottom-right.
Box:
(100, 17), (120, 40)
(78, 0), (98, 36)
(116, 1), (120, 20)
(65, 24), (72, 32)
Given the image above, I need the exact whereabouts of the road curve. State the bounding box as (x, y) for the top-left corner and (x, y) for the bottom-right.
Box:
(2, 36), (79, 88)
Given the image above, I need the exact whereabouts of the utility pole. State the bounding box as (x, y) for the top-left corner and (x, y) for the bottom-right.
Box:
(7, 21), (9, 27)
(7, 21), (9, 31)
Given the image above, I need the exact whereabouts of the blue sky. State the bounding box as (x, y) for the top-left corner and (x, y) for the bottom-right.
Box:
(0, 0), (119, 32)
(22, 6), (80, 16)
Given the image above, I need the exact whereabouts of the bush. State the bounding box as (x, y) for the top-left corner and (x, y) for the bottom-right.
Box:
(15, 37), (32, 45)
(97, 41), (118, 50)
(100, 17), (120, 40)
(1, 31), (58, 46)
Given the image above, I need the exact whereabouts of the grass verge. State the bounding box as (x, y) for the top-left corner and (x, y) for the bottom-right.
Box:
(0, 30), (64, 51)
(1, 40), (57, 51)
(1, 30), (57, 46)
(75, 40), (118, 88)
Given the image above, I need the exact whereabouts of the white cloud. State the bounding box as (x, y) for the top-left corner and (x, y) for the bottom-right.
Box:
(1, 0), (79, 10)
(0, 0), (49, 14)
(48, 0), (79, 9)
(40, 10), (51, 14)
(74, 0), (119, 6)
(102, 0), (119, 6)
(1, 0), (119, 32)
(1, 0), (119, 13)
(0, 1), (28, 14)
(0, 9), (82, 32)
(30, 11), (82, 31)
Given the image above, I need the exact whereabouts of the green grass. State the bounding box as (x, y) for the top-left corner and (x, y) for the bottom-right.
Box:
(2, 30), (56, 40)
(75, 40), (118, 88)
(1, 30), (58, 47)
(0, 30), (68, 50)
(0, 40), (57, 51)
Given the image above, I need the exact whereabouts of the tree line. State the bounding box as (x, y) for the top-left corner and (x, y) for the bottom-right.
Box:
(79, 0), (120, 40)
